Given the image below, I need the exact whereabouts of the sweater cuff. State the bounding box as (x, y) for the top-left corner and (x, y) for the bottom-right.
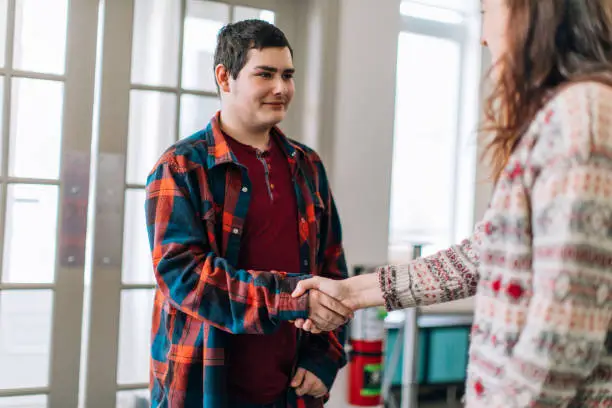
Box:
(377, 264), (417, 311)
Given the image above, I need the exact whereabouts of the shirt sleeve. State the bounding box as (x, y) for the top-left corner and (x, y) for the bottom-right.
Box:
(146, 156), (309, 335)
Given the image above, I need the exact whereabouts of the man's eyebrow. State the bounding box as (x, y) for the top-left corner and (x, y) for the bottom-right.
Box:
(254, 65), (295, 73)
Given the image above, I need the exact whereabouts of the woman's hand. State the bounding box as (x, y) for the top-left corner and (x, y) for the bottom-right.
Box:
(292, 277), (356, 333)
(291, 273), (385, 333)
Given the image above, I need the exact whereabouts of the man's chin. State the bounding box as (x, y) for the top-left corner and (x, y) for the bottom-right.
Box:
(260, 111), (286, 127)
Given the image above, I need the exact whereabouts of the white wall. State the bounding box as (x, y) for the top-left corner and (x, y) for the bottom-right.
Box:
(328, 0), (401, 268)
(293, 0), (401, 265)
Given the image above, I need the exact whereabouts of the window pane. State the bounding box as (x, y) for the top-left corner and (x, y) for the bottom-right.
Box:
(116, 390), (149, 408)
(131, 0), (180, 87)
(122, 189), (154, 285)
(2, 185), (58, 284)
(0, 290), (53, 389)
(126, 90), (176, 185)
(182, 0), (229, 92)
(0, 395), (47, 408)
(9, 78), (64, 179)
(117, 289), (154, 385)
(401, 0), (476, 13)
(389, 33), (460, 249)
(0, 0), (9, 68)
(400, 2), (463, 23)
(13, 0), (68, 74)
(179, 94), (219, 138)
(232, 6), (275, 24)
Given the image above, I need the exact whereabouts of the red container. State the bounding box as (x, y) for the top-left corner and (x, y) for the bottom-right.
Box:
(348, 339), (383, 406)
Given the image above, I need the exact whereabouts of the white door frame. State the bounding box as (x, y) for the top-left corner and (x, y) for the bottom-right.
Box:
(0, 0), (99, 407)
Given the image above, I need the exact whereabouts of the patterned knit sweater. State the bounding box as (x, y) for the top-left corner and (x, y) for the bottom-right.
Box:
(379, 81), (612, 407)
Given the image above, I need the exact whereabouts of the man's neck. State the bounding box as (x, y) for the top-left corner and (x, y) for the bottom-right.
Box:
(219, 111), (271, 151)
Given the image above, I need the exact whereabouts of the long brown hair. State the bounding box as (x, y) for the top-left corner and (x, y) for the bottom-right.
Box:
(482, 0), (612, 182)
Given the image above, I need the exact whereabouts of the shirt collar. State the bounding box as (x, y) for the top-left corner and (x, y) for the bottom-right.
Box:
(205, 111), (305, 172)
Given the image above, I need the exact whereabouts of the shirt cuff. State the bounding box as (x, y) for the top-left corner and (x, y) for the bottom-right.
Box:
(277, 274), (310, 321)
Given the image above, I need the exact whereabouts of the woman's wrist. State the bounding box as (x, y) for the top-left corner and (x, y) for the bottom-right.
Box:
(346, 273), (385, 310)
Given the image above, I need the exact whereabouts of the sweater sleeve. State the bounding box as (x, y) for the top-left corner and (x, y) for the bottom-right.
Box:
(377, 221), (484, 310)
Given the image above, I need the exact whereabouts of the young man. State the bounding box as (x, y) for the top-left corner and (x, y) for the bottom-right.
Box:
(145, 20), (350, 408)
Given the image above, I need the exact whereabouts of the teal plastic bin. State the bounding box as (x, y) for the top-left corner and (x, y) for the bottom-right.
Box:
(384, 325), (470, 385)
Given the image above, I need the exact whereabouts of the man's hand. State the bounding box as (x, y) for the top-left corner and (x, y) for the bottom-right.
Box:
(292, 277), (355, 333)
(291, 368), (328, 398)
(306, 289), (353, 332)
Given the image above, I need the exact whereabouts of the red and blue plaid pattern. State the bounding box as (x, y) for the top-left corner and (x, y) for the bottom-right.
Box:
(146, 113), (348, 407)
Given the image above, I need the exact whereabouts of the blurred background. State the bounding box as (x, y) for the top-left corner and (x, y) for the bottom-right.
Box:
(0, 0), (492, 407)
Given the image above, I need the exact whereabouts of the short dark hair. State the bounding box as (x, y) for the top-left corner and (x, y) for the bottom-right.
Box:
(213, 19), (293, 92)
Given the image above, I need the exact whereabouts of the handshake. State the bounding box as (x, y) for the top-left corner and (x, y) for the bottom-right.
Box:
(290, 274), (377, 334)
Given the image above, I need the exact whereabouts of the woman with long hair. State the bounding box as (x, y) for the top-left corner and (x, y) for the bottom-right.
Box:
(293, 0), (612, 406)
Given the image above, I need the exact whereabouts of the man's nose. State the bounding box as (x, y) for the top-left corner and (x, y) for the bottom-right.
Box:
(272, 77), (287, 95)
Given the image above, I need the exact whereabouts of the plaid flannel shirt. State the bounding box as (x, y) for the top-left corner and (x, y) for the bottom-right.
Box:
(146, 114), (348, 407)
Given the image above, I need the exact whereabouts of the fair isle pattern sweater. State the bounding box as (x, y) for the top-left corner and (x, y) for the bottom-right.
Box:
(379, 82), (612, 407)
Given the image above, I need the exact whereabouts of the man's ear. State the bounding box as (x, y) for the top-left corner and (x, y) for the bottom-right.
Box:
(214, 64), (231, 93)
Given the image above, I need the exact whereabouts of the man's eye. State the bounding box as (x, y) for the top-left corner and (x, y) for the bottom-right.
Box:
(258, 72), (272, 78)
(283, 73), (294, 80)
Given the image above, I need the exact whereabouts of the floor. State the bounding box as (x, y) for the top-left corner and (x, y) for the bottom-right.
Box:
(385, 385), (464, 408)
